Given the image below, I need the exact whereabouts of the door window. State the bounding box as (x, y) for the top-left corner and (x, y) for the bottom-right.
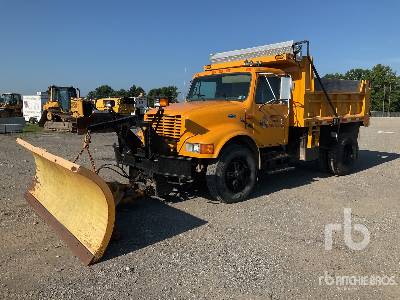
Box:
(255, 76), (281, 104)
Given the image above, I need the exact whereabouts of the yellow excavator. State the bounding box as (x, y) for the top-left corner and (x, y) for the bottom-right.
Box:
(38, 85), (93, 132)
(16, 40), (371, 265)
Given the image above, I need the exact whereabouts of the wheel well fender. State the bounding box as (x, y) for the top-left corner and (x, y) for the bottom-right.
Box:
(218, 135), (261, 169)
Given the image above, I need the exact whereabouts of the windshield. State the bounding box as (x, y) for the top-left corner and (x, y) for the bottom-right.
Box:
(187, 73), (251, 101)
(51, 88), (76, 111)
(0, 94), (20, 105)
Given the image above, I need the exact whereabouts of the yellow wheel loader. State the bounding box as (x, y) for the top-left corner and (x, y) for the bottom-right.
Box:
(94, 96), (149, 120)
(0, 93), (25, 133)
(17, 40), (371, 264)
(0, 93), (23, 117)
(95, 97), (135, 114)
(38, 85), (93, 132)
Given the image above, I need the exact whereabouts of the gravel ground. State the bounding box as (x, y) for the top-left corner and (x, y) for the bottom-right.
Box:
(0, 118), (399, 299)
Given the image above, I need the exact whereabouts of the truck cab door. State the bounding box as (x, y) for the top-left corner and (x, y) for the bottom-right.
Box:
(252, 74), (291, 147)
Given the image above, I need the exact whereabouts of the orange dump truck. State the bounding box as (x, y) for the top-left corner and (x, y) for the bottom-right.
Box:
(18, 40), (370, 264)
(142, 40), (370, 201)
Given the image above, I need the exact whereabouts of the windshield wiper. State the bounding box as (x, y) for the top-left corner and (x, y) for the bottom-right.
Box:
(224, 96), (241, 100)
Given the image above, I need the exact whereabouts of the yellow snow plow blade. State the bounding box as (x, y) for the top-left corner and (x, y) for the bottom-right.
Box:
(16, 138), (115, 265)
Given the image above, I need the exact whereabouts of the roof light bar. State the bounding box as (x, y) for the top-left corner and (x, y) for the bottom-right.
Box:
(210, 40), (295, 64)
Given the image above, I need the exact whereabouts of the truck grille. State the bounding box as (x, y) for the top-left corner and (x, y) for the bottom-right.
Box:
(146, 114), (182, 140)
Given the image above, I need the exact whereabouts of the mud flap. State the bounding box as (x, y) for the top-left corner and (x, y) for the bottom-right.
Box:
(16, 138), (115, 265)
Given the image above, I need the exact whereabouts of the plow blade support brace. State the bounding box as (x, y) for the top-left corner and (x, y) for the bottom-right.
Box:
(16, 138), (115, 265)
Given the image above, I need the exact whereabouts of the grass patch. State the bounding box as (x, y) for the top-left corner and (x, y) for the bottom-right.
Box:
(22, 123), (43, 134)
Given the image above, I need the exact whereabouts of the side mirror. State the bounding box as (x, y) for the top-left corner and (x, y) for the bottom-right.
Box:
(280, 77), (292, 100)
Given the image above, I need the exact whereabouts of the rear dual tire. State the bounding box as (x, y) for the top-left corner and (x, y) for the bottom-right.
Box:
(319, 134), (359, 176)
(328, 135), (359, 175)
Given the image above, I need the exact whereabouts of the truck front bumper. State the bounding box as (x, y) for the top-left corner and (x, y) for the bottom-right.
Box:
(114, 147), (193, 179)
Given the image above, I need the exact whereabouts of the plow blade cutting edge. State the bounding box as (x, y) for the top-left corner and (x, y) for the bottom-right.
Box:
(16, 138), (115, 265)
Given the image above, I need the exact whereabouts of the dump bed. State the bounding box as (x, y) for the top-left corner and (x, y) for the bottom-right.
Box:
(291, 60), (370, 128)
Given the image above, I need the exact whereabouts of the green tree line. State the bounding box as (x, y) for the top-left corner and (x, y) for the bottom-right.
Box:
(87, 84), (179, 103)
(324, 64), (400, 112)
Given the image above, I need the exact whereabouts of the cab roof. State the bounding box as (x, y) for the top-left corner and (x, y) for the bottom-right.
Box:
(204, 40), (303, 71)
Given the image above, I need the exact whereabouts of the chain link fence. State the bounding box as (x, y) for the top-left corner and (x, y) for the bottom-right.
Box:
(371, 111), (400, 117)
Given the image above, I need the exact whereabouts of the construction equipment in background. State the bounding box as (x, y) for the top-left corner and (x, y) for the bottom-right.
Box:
(38, 85), (93, 132)
(18, 40), (371, 264)
(95, 97), (135, 114)
(134, 96), (149, 115)
(74, 96), (147, 134)
(0, 93), (25, 133)
(78, 96), (149, 131)
(95, 96), (149, 116)
(0, 93), (23, 117)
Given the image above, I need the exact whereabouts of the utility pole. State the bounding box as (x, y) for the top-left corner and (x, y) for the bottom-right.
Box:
(383, 85), (386, 115)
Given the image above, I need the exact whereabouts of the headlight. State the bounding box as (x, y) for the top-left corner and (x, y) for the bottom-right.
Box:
(186, 143), (200, 153)
(185, 143), (214, 154)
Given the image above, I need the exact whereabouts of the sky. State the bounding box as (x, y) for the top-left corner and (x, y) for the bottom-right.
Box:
(1, 0), (399, 97)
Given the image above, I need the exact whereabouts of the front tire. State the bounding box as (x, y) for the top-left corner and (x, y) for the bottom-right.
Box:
(206, 144), (257, 203)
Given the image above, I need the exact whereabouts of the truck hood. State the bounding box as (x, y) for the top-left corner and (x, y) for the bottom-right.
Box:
(147, 100), (245, 138)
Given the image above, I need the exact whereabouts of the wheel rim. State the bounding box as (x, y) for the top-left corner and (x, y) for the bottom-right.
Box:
(224, 157), (251, 193)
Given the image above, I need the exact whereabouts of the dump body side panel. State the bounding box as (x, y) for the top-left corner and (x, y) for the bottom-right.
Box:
(290, 58), (370, 128)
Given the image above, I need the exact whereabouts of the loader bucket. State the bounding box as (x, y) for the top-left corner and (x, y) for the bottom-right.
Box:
(16, 138), (115, 265)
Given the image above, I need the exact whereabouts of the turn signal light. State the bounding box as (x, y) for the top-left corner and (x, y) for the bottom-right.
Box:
(200, 144), (214, 154)
(185, 143), (214, 154)
(159, 98), (169, 107)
